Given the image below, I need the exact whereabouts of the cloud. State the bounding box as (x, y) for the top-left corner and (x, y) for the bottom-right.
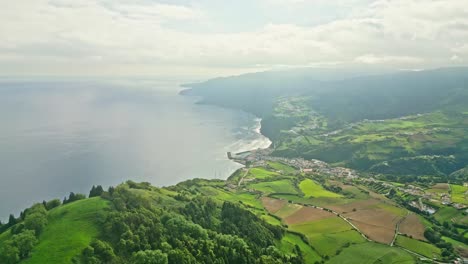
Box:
(0, 0), (467, 77)
(354, 54), (423, 64)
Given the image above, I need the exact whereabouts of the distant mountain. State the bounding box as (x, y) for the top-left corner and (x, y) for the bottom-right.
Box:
(183, 67), (468, 122)
(183, 67), (468, 177)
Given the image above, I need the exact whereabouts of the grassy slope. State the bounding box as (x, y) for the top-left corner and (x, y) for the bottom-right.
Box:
(22, 198), (110, 264)
(290, 217), (366, 257)
(249, 179), (298, 194)
(327, 242), (415, 264)
(395, 235), (441, 258)
(435, 206), (468, 225)
(451, 184), (468, 204)
(267, 161), (297, 174)
(279, 233), (321, 264)
(299, 179), (342, 198)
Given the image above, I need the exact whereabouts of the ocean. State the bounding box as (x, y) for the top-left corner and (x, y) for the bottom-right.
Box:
(0, 78), (271, 220)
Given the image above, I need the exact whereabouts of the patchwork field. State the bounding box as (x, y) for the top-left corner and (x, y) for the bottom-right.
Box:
(443, 236), (468, 258)
(427, 183), (450, 194)
(249, 179), (298, 194)
(329, 199), (406, 244)
(278, 233), (321, 264)
(267, 161), (297, 174)
(275, 203), (303, 218)
(395, 235), (441, 259)
(327, 242), (415, 264)
(261, 196), (287, 214)
(451, 184), (468, 205)
(247, 167), (279, 179)
(299, 179), (342, 198)
(435, 206), (468, 225)
(290, 217), (366, 257)
(284, 206), (335, 225)
(399, 213), (427, 241)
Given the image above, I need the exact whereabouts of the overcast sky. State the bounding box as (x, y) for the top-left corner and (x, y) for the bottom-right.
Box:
(1, 0), (467, 79)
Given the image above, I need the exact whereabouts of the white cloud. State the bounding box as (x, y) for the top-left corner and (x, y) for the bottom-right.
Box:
(0, 0), (467, 77)
(354, 54), (423, 64)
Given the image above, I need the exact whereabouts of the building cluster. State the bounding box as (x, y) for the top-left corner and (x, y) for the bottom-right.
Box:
(229, 148), (360, 180)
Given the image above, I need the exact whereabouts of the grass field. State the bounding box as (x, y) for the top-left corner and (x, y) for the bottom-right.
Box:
(451, 184), (467, 205)
(395, 235), (441, 259)
(299, 179), (342, 198)
(23, 197), (111, 264)
(267, 161), (297, 174)
(247, 167), (279, 179)
(249, 179), (298, 194)
(290, 217), (366, 256)
(435, 206), (468, 225)
(327, 242), (415, 264)
(274, 203), (302, 218)
(442, 236), (468, 257)
(278, 233), (321, 264)
(261, 214), (282, 226)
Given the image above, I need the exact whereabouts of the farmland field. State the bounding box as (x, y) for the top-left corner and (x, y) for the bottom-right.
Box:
(267, 161), (297, 174)
(395, 235), (441, 259)
(399, 213), (427, 241)
(247, 167), (279, 179)
(451, 184), (467, 205)
(284, 206), (334, 225)
(274, 203), (303, 218)
(261, 196), (287, 213)
(327, 242), (415, 264)
(278, 233), (321, 264)
(435, 206), (468, 225)
(340, 202), (405, 244)
(290, 217), (366, 256)
(442, 236), (468, 257)
(299, 179), (342, 198)
(249, 179), (298, 194)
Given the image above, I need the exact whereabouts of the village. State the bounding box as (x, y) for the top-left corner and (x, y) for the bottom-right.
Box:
(228, 148), (467, 214)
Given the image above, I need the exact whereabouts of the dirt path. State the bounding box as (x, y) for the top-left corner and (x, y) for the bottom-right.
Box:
(270, 196), (372, 242)
(391, 211), (409, 246)
(238, 169), (249, 187)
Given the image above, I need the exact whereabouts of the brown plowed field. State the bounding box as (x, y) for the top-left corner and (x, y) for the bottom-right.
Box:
(284, 206), (335, 225)
(261, 197), (286, 213)
(431, 183), (449, 190)
(345, 209), (403, 244)
(327, 199), (380, 213)
(350, 220), (395, 244)
(399, 213), (427, 241)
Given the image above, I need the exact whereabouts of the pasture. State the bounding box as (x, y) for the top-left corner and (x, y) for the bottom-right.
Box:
(395, 235), (441, 259)
(249, 179), (298, 194)
(327, 242), (415, 264)
(299, 179), (342, 198)
(23, 198), (110, 264)
(451, 184), (467, 205)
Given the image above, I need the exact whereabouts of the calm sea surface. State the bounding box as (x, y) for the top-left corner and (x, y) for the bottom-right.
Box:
(0, 79), (271, 220)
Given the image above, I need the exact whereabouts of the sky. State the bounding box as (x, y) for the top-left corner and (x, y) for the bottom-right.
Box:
(1, 0), (467, 79)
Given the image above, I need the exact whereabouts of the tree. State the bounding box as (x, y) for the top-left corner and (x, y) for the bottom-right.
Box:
(89, 185), (104, 198)
(64, 192), (86, 204)
(0, 230), (38, 262)
(0, 244), (19, 264)
(45, 199), (61, 210)
(8, 214), (16, 227)
(132, 250), (168, 264)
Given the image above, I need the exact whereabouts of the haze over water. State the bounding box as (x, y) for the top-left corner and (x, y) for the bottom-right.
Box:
(0, 79), (271, 220)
